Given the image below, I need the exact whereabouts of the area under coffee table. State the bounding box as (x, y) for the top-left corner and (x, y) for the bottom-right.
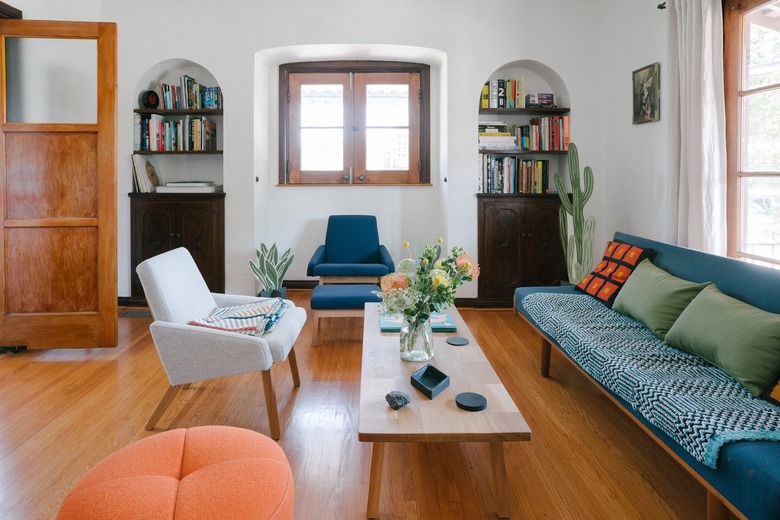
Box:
(358, 303), (531, 518)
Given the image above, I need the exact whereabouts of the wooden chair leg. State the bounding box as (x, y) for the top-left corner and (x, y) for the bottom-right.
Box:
(313, 311), (321, 347)
(288, 347), (301, 387)
(706, 492), (729, 520)
(145, 384), (183, 430)
(262, 369), (281, 440)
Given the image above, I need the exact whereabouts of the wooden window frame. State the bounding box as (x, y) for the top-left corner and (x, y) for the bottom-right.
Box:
(279, 61), (430, 186)
(725, 0), (780, 266)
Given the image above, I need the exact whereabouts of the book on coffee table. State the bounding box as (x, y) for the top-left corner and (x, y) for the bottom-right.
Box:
(379, 312), (457, 333)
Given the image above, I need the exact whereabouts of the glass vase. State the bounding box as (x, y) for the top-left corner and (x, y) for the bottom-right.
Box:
(400, 315), (434, 361)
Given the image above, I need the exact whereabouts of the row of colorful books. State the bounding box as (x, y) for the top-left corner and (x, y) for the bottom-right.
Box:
(517, 115), (570, 152)
(134, 113), (218, 152)
(481, 78), (526, 109)
(478, 155), (549, 195)
(157, 75), (222, 110)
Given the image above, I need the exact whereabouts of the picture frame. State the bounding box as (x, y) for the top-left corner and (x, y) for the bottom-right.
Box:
(632, 62), (660, 124)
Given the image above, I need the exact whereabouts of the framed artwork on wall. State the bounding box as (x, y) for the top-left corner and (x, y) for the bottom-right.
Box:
(632, 62), (660, 124)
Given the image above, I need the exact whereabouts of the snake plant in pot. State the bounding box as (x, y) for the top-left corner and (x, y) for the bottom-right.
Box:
(553, 142), (595, 284)
(249, 243), (294, 298)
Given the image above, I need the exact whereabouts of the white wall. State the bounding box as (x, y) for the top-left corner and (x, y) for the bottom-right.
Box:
(13, 0), (676, 297)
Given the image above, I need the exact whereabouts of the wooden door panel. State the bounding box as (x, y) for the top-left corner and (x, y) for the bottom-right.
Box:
(525, 202), (567, 286)
(6, 227), (98, 313)
(0, 20), (116, 349)
(479, 203), (523, 298)
(5, 131), (97, 219)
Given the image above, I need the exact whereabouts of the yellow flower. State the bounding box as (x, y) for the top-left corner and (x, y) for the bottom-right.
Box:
(431, 269), (450, 289)
(422, 258), (429, 265)
(403, 241), (410, 248)
(437, 237), (443, 244)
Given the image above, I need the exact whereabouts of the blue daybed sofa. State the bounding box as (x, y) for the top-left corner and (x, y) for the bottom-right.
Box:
(515, 231), (780, 520)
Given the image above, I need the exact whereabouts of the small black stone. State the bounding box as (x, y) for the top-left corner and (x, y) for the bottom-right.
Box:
(385, 390), (411, 410)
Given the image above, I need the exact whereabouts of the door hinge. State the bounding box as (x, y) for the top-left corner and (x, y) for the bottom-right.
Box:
(286, 160), (290, 174)
(419, 90), (422, 104)
(287, 90), (291, 102)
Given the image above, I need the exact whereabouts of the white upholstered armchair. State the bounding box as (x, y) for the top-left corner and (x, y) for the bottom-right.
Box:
(136, 247), (306, 440)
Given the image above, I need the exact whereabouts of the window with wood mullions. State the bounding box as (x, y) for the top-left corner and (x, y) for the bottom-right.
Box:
(280, 62), (429, 185)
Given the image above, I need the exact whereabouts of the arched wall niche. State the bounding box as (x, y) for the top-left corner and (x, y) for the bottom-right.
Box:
(131, 58), (223, 185)
(482, 59), (570, 108)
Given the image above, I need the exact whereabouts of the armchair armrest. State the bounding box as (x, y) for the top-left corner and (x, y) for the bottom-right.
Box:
(379, 245), (395, 273)
(307, 245), (326, 276)
(149, 321), (274, 386)
(212, 293), (296, 309)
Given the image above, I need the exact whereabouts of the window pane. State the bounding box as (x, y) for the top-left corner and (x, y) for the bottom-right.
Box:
(301, 84), (343, 127)
(301, 129), (343, 171)
(741, 176), (780, 261)
(366, 129), (408, 170)
(5, 38), (97, 124)
(366, 84), (409, 127)
(745, 1), (780, 90)
(743, 89), (780, 172)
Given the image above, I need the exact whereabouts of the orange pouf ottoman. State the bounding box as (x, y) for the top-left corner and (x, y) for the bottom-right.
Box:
(57, 425), (293, 520)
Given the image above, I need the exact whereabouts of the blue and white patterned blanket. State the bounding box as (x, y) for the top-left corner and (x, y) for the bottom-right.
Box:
(522, 293), (780, 468)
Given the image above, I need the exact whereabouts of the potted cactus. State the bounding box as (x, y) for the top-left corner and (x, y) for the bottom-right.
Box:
(249, 243), (294, 298)
(554, 142), (595, 284)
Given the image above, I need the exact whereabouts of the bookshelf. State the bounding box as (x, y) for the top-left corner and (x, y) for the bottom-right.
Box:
(475, 61), (570, 306)
(129, 60), (225, 303)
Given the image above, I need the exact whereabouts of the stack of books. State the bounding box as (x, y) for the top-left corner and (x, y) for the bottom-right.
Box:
(156, 181), (223, 194)
(478, 121), (517, 151)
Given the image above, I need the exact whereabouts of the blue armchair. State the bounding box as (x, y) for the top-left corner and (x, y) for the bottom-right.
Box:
(307, 215), (395, 284)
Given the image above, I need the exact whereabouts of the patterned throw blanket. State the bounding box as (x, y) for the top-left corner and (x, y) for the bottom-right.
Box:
(188, 298), (287, 336)
(522, 293), (780, 468)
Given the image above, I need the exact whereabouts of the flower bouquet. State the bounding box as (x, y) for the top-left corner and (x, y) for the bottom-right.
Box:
(376, 238), (479, 361)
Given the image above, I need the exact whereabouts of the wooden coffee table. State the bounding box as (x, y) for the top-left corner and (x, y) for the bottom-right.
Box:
(358, 303), (531, 518)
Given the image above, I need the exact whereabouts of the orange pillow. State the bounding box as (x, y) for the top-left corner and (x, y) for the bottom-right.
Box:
(575, 240), (652, 307)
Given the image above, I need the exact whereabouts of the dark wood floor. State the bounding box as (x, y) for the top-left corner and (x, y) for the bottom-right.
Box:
(0, 290), (715, 519)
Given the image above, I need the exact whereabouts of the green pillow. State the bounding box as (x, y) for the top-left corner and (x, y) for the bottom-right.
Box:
(612, 259), (711, 340)
(665, 284), (780, 396)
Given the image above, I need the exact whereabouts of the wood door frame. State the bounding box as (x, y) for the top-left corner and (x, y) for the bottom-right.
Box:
(0, 20), (117, 348)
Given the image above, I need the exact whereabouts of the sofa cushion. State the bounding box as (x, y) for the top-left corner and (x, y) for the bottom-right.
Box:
(612, 259), (711, 340)
(666, 284), (780, 396)
(575, 240), (652, 307)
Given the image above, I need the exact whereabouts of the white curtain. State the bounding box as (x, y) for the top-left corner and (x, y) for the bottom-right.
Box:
(666, 0), (727, 254)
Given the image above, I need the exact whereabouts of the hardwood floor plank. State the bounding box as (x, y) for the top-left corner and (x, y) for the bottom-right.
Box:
(0, 293), (715, 519)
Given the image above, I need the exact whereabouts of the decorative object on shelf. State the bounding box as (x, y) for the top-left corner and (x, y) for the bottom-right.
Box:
(385, 390), (411, 410)
(632, 62), (660, 124)
(249, 243), (294, 298)
(376, 239), (479, 361)
(554, 142), (595, 284)
(141, 89), (159, 109)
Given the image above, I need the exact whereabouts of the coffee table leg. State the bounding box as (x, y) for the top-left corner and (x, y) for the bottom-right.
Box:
(367, 442), (385, 518)
(491, 441), (510, 518)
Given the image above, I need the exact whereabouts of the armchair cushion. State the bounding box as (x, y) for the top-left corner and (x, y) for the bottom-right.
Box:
(187, 298), (287, 336)
(307, 215), (395, 278)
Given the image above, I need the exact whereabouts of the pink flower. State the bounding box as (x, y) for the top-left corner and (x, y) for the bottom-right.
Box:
(456, 254), (480, 279)
(380, 272), (410, 293)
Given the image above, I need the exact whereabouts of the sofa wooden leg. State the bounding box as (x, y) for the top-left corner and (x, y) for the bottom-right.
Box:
(540, 338), (551, 378)
(262, 369), (281, 440)
(706, 492), (729, 520)
(145, 384), (183, 430)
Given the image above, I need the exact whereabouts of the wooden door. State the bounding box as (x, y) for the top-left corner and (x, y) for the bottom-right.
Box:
(0, 21), (117, 349)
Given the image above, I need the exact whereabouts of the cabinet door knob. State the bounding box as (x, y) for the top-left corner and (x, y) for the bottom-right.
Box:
(152, 242), (162, 250)
(193, 242), (203, 251)
(527, 232), (533, 238)
(501, 242), (510, 251)
(343, 175), (349, 181)
(520, 232), (527, 238)
(359, 175), (366, 181)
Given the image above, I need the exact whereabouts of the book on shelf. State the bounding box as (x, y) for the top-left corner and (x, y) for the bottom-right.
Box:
(131, 154), (162, 193)
(379, 312), (457, 333)
(155, 184), (223, 194)
(164, 181), (216, 187)
(478, 155), (549, 195)
(135, 114), (218, 152)
(154, 74), (222, 111)
(482, 77), (525, 110)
